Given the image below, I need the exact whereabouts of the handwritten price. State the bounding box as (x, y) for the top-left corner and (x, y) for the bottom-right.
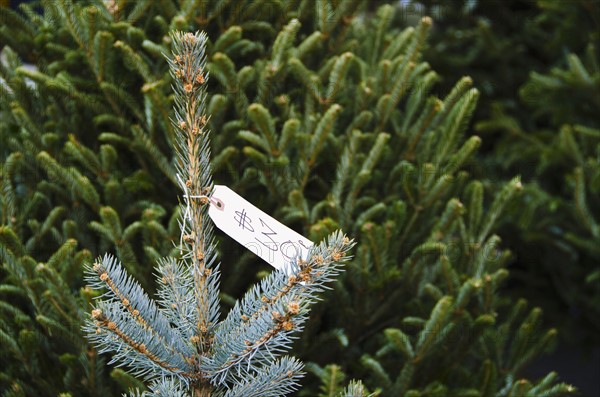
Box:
(208, 185), (313, 272)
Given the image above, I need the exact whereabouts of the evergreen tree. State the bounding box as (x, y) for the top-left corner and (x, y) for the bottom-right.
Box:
(83, 30), (359, 397)
(0, 1), (577, 396)
(412, 0), (600, 347)
(477, 44), (600, 343)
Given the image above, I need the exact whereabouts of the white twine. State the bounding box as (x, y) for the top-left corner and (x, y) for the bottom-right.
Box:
(176, 173), (220, 252)
(177, 173), (205, 251)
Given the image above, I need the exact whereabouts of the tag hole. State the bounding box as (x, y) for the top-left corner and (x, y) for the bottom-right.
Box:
(212, 198), (224, 211)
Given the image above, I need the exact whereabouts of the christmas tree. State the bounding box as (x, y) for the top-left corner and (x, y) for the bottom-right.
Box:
(0, 1), (577, 396)
(82, 29), (361, 397)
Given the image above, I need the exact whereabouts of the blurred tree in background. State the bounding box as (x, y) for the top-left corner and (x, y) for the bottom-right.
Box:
(411, 0), (599, 346)
(405, 1), (599, 394)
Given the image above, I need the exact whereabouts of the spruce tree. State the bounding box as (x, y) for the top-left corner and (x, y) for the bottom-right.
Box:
(0, 1), (577, 396)
(82, 30), (360, 397)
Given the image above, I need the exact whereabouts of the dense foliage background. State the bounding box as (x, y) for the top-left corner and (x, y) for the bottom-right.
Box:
(0, 0), (597, 396)
(415, 1), (599, 393)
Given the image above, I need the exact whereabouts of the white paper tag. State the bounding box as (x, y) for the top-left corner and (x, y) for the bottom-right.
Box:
(208, 185), (313, 272)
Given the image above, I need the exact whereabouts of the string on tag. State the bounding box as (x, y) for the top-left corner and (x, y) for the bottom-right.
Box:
(176, 173), (223, 253)
(177, 174), (222, 211)
(176, 174), (194, 222)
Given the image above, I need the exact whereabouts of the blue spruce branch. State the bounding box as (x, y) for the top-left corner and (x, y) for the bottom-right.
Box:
(83, 30), (356, 396)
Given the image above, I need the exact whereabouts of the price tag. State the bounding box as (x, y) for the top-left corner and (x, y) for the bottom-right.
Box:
(208, 185), (313, 272)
